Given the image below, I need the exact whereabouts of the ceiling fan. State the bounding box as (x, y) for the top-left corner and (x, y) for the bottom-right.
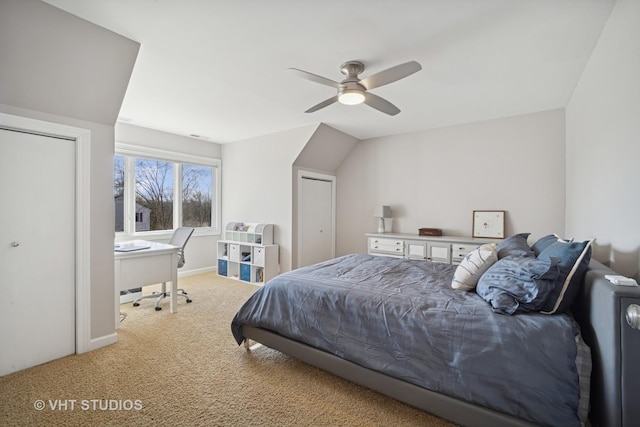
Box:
(289, 60), (422, 116)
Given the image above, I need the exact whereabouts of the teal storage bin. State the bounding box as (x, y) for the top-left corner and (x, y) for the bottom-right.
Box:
(218, 259), (228, 276)
(240, 263), (251, 281)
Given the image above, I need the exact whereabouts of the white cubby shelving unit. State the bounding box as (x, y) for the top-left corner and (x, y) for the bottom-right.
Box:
(217, 222), (279, 284)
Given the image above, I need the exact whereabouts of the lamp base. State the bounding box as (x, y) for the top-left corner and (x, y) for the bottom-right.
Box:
(377, 218), (386, 233)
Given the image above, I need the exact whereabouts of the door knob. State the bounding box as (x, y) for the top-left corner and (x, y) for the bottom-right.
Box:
(11, 241), (20, 247)
(626, 304), (640, 330)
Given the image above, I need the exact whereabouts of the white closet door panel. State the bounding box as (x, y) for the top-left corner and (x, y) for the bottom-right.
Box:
(300, 177), (333, 267)
(0, 129), (75, 376)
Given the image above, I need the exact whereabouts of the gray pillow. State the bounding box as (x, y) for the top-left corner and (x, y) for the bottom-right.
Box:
(476, 257), (560, 315)
(496, 233), (534, 259)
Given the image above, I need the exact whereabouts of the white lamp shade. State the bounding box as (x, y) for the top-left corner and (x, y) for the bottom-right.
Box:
(373, 205), (392, 218)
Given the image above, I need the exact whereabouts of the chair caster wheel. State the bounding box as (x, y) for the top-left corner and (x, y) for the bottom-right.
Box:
(133, 302), (140, 307)
(155, 307), (162, 311)
(186, 299), (193, 303)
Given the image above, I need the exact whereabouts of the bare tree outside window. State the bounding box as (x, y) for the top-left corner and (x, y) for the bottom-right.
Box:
(114, 153), (217, 234)
(135, 158), (173, 231)
(182, 164), (212, 227)
(114, 155), (125, 232)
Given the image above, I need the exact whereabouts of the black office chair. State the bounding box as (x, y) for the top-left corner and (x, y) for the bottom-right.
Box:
(133, 227), (195, 311)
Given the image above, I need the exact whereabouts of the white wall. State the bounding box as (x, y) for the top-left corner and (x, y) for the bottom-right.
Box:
(221, 125), (316, 273)
(566, 0), (640, 279)
(115, 123), (222, 274)
(336, 109), (566, 256)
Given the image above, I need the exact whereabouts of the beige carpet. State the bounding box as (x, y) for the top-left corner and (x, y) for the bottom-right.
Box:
(0, 272), (455, 427)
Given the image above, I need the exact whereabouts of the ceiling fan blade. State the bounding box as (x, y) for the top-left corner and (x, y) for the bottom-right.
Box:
(359, 61), (422, 90)
(305, 96), (339, 113)
(289, 68), (343, 88)
(363, 92), (400, 116)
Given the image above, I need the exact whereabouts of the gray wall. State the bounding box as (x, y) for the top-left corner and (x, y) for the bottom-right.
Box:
(336, 109), (566, 256)
(566, 0), (640, 279)
(0, 0), (139, 342)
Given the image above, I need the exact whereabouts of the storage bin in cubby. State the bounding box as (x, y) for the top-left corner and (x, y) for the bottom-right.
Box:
(240, 263), (251, 282)
(218, 259), (228, 277)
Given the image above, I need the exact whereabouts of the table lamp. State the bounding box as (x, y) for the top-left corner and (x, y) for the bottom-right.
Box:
(373, 205), (392, 233)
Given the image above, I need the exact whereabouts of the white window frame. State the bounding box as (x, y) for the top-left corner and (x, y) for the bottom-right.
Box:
(115, 143), (221, 237)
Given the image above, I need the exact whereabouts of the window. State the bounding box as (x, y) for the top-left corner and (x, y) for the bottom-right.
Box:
(114, 145), (220, 236)
(182, 163), (212, 228)
(135, 157), (174, 231)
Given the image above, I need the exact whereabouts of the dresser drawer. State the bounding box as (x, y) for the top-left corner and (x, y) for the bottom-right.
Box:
(369, 237), (404, 256)
(451, 243), (479, 262)
(367, 234), (502, 264)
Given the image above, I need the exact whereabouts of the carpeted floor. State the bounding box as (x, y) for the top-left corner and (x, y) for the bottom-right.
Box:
(0, 272), (455, 426)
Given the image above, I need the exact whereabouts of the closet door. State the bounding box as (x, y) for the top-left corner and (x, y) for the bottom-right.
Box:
(0, 128), (75, 376)
(299, 176), (334, 267)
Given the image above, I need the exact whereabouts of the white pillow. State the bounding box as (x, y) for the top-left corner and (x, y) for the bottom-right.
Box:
(451, 243), (498, 291)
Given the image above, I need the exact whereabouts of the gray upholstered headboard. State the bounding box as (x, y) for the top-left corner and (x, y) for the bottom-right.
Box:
(574, 259), (640, 427)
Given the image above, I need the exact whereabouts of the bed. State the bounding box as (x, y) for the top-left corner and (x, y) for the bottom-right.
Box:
(231, 234), (640, 427)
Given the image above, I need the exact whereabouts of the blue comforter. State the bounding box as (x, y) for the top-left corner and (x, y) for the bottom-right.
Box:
(231, 254), (585, 426)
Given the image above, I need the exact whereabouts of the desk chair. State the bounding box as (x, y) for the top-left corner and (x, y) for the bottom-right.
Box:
(133, 227), (195, 311)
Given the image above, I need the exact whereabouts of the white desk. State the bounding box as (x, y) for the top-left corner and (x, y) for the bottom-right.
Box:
(114, 240), (180, 325)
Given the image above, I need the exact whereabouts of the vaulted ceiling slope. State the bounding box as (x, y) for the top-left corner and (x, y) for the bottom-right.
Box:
(1, 0), (139, 126)
(43, 0), (616, 143)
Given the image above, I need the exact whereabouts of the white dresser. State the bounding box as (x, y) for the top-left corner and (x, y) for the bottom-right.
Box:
(366, 233), (500, 264)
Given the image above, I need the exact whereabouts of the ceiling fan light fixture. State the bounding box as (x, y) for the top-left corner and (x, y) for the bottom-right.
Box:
(293, 60), (420, 115)
(338, 90), (365, 105)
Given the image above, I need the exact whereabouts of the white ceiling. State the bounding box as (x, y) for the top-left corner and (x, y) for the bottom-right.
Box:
(43, 0), (615, 143)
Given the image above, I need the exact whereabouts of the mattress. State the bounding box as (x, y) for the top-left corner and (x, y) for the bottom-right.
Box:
(232, 253), (589, 426)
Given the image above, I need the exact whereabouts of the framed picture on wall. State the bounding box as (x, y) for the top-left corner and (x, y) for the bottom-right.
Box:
(472, 210), (505, 239)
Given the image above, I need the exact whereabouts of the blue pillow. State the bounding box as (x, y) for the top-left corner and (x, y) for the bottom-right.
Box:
(476, 257), (560, 315)
(497, 233), (534, 259)
(537, 239), (593, 314)
(531, 234), (574, 256)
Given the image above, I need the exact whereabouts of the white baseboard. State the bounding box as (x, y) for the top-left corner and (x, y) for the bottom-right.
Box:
(84, 333), (118, 353)
(178, 266), (216, 277)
